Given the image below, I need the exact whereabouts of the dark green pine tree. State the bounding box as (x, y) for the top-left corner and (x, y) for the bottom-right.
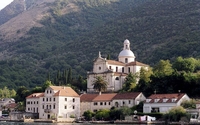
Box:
(107, 54), (110, 60)
(67, 68), (72, 84)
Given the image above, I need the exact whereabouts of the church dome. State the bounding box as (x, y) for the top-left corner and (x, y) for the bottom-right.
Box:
(118, 39), (135, 57)
(119, 49), (135, 57)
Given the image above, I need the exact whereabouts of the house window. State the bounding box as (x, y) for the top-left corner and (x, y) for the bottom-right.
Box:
(50, 98), (51, 102)
(73, 98), (75, 102)
(31, 101), (32, 104)
(100, 102), (103, 105)
(125, 58), (128, 63)
(123, 101), (125, 106)
(151, 107), (160, 113)
(42, 105), (44, 109)
(53, 104), (55, 109)
(28, 108), (30, 111)
(47, 90), (48, 94)
(94, 102), (98, 105)
(109, 66), (111, 69)
(104, 102), (106, 105)
(99, 67), (101, 70)
(43, 98), (44, 101)
(122, 67), (124, 73)
(37, 101), (38, 104)
(109, 102), (111, 105)
(65, 98), (67, 101)
(93, 109), (97, 112)
(73, 105), (75, 109)
(46, 98), (48, 102)
(129, 100), (131, 104)
(50, 90), (52, 93)
(115, 77), (119, 80)
(34, 101), (35, 104)
(46, 105), (48, 109)
(27, 101), (30, 104)
(65, 105), (67, 109)
(49, 105), (51, 109)
(54, 98), (55, 101)
(128, 67), (130, 73)
(116, 67), (118, 72)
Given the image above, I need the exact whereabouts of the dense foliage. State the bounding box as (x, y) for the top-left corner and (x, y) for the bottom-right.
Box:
(0, 0), (199, 92)
(134, 57), (200, 98)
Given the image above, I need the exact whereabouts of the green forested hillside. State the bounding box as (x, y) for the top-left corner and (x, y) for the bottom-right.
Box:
(0, 0), (199, 90)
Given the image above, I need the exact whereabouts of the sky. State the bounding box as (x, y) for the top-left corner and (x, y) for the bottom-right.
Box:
(0, 0), (13, 10)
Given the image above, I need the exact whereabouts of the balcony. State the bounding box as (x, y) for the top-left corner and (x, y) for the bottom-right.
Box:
(44, 109), (52, 113)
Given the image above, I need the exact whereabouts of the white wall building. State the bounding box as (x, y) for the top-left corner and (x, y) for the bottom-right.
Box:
(80, 92), (146, 115)
(26, 86), (80, 122)
(143, 93), (190, 113)
(87, 39), (148, 92)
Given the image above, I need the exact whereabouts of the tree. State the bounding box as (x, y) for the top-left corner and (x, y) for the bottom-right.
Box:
(83, 110), (94, 121)
(173, 57), (197, 73)
(121, 72), (138, 92)
(181, 99), (196, 109)
(42, 80), (53, 91)
(153, 60), (173, 77)
(95, 109), (110, 120)
(163, 106), (188, 122)
(92, 76), (107, 95)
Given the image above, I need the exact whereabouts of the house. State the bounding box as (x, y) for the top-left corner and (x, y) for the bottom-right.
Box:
(0, 98), (15, 110)
(143, 93), (190, 113)
(26, 86), (80, 122)
(87, 39), (148, 92)
(80, 92), (146, 115)
(112, 92), (146, 108)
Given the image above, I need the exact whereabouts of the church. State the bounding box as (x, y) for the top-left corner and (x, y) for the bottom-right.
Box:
(87, 39), (149, 92)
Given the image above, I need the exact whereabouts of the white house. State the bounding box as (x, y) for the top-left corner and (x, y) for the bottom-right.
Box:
(112, 92), (146, 108)
(143, 93), (190, 113)
(26, 86), (80, 122)
(87, 39), (148, 92)
(80, 92), (146, 115)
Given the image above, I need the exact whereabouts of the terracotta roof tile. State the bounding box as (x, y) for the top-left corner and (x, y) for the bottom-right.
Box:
(6, 103), (17, 108)
(146, 93), (186, 103)
(126, 61), (148, 66)
(50, 86), (79, 97)
(26, 93), (44, 99)
(113, 92), (141, 99)
(107, 60), (125, 66)
(80, 94), (98, 102)
(93, 93), (117, 102)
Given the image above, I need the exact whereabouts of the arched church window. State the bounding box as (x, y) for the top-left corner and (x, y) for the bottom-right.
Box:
(115, 77), (119, 80)
(125, 58), (128, 63)
(126, 45), (128, 49)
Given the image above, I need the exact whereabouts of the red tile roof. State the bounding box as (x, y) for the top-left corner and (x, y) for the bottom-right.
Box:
(146, 93), (186, 103)
(93, 93), (117, 102)
(126, 61), (149, 66)
(113, 92), (141, 100)
(50, 86), (79, 97)
(80, 92), (142, 102)
(26, 93), (44, 99)
(80, 94), (99, 102)
(6, 103), (17, 108)
(107, 60), (125, 66)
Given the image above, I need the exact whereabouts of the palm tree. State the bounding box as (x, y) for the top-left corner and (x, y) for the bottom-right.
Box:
(92, 76), (108, 95)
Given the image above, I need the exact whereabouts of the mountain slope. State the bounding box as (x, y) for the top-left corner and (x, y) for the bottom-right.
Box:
(0, 0), (199, 89)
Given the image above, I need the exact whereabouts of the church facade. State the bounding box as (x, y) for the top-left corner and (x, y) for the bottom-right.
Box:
(87, 39), (149, 92)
